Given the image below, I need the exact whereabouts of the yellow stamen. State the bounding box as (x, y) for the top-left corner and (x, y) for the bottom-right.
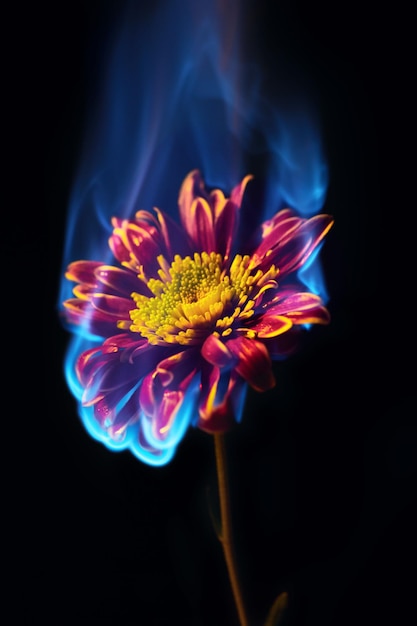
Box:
(128, 252), (278, 346)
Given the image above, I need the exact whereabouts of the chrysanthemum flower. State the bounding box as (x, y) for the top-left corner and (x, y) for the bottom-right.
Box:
(63, 170), (333, 463)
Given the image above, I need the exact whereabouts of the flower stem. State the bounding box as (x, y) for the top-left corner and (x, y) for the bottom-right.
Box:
(214, 433), (249, 626)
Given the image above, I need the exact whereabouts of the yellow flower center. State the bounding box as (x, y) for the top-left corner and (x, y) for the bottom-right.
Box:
(126, 252), (278, 346)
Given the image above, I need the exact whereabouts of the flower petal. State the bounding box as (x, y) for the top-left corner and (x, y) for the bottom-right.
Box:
(77, 340), (162, 409)
(155, 349), (199, 387)
(252, 212), (334, 278)
(198, 364), (245, 433)
(153, 390), (184, 438)
(65, 261), (102, 286)
(91, 293), (135, 320)
(94, 265), (148, 296)
(212, 173), (252, 259)
(188, 197), (215, 252)
(139, 349), (198, 417)
(266, 291), (331, 325)
(109, 212), (174, 279)
(230, 174), (253, 207)
(62, 299), (120, 337)
(201, 333), (235, 368)
(213, 199), (237, 260)
(176, 170), (215, 250)
(226, 336), (275, 392)
(178, 170), (252, 257)
(178, 170), (208, 225)
(90, 294), (133, 319)
(248, 315), (293, 338)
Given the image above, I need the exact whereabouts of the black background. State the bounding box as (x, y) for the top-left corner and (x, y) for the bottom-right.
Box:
(7, 1), (416, 625)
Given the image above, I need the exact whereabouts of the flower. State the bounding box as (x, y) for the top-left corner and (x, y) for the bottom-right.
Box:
(62, 170), (333, 463)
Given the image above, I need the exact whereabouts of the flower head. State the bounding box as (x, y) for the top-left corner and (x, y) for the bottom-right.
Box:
(62, 170), (333, 463)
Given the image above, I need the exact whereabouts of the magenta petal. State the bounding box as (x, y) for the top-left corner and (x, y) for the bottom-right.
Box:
(95, 265), (146, 296)
(63, 299), (120, 337)
(82, 360), (135, 405)
(249, 315), (293, 338)
(189, 197), (215, 252)
(230, 174), (253, 208)
(139, 372), (157, 417)
(155, 349), (199, 387)
(139, 349), (198, 417)
(91, 294), (133, 318)
(214, 199), (237, 260)
(65, 260), (102, 286)
(76, 347), (105, 386)
(178, 170), (208, 226)
(252, 212), (334, 277)
(201, 334), (235, 368)
(254, 210), (301, 260)
(226, 336), (275, 392)
(266, 331), (300, 358)
(153, 390), (184, 439)
(102, 333), (144, 351)
(198, 365), (244, 433)
(267, 292), (331, 324)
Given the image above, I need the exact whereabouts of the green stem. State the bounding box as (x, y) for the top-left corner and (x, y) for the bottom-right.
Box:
(214, 433), (249, 626)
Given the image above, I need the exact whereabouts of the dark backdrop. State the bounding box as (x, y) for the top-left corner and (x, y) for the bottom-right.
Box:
(7, 1), (416, 625)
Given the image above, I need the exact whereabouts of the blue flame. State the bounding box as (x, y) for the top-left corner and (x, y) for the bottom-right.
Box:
(59, 0), (330, 464)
